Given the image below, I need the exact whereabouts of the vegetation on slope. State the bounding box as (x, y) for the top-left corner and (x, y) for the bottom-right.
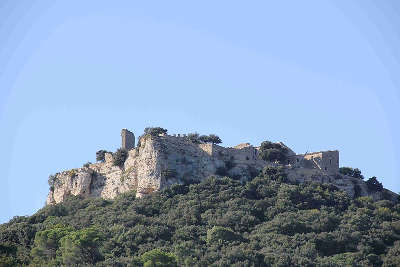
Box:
(258, 142), (289, 164)
(1, 167), (400, 266)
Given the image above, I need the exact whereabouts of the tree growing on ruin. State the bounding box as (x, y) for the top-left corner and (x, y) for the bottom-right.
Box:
(187, 133), (200, 143)
(96, 150), (108, 162)
(198, 134), (222, 144)
(366, 176), (383, 192)
(144, 127), (168, 136)
(113, 148), (128, 167)
(208, 134), (222, 144)
(339, 167), (364, 179)
(258, 141), (288, 164)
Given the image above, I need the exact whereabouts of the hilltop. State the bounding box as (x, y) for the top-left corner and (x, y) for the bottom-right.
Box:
(1, 167), (400, 266)
(1, 127), (399, 266)
(47, 128), (397, 205)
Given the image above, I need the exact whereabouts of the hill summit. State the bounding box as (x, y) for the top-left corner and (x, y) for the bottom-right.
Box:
(47, 128), (397, 205)
(1, 128), (400, 266)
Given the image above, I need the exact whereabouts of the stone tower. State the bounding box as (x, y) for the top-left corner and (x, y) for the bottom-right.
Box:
(121, 129), (135, 150)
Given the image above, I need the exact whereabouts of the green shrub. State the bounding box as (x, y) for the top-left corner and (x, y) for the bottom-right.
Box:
(83, 162), (91, 168)
(339, 167), (364, 179)
(48, 174), (57, 189)
(207, 134), (222, 144)
(144, 127), (168, 136)
(258, 141), (288, 163)
(113, 148), (128, 167)
(1, 165), (399, 266)
(139, 249), (178, 267)
(215, 166), (228, 176)
(31, 224), (74, 263)
(206, 226), (240, 244)
(383, 241), (400, 266)
(59, 226), (104, 265)
(366, 176), (383, 192)
(198, 134), (222, 144)
(96, 150), (108, 162)
(67, 169), (77, 178)
(224, 156), (236, 169)
(187, 133), (200, 143)
(351, 180), (362, 198)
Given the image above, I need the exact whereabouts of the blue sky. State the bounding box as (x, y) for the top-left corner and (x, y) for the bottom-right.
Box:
(1, 1), (399, 223)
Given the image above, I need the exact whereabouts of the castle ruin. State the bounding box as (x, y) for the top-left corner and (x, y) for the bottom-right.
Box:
(287, 150), (339, 174)
(47, 128), (348, 205)
(121, 129), (135, 150)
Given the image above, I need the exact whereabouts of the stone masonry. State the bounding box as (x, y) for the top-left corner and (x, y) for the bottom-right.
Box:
(46, 129), (398, 205)
(287, 150), (339, 174)
(121, 129), (135, 150)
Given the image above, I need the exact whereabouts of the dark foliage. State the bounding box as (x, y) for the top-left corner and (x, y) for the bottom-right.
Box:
(186, 133), (200, 144)
(198, 134), (222, 144)
(113, 148), (128, 167)
(48, 175), (57, 192)
(340, 167), (364, 179)
(366, 176), (384, 192)
(144, 127), (168, 136)
(258, 141), (289, 164)
(96, 150), (108, 162)
(215, 166), (228, 176)
(1, 167), (400, 266)
(207, 134), (222, 144)
(354, 184), (362, 198)
(83, 162), (91, 168)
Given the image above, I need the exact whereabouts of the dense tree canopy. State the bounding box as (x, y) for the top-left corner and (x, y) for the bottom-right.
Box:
(186, 133), (200, 144)
(113, 148), (128, 167)
(258, 141), (289, 164)
(339, 167), (364, 179)
(144, 127), (168, 136)
(366, 176), (384, 192)
(187, 133), (222, 145)
(1, 167), (399, 266)
(198, 134), (222, 144)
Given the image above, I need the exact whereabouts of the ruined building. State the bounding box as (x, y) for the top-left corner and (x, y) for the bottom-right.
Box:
(287, 150), (339, 174)
(46, 128), (398, 205)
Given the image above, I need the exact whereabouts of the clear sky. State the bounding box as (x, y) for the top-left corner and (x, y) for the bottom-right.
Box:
(1, 1), (399, 223)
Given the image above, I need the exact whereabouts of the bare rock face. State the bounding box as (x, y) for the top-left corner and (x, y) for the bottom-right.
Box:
(46, 134), (266, 204)
(46, 168), (93, 204)
(46, 134), (398, 205)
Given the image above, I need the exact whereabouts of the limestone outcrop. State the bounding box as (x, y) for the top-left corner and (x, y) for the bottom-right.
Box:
(46, 130), (398, 205)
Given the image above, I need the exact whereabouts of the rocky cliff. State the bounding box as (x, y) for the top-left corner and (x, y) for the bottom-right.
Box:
(46, 133), (398, 205)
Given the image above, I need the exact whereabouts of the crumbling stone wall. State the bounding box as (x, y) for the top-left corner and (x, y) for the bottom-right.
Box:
(304, 151), (339, 173)
(288, 150), (339, 174)
(198, 143), (214, 156)
(47, 130), (350, 205)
